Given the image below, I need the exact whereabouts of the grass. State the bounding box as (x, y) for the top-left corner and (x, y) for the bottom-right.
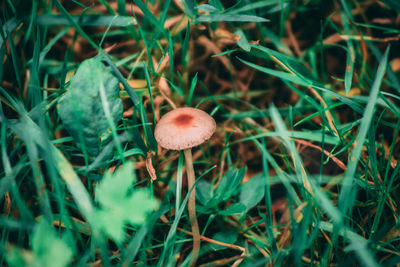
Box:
(1, 0), (400, 266)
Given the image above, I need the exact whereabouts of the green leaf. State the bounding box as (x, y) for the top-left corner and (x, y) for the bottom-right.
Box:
(235, 30), (250, 52)
(196, 179), (214, 205)
(381, 0), (400, 11)
(36, 15), (135, 27)
(92, 161), (159, 243)
(342, 13), (355, 95)
(227, 1), (280, 14)
(240, 174), (265, 212)
(6, 219), (73, 267)
(58, 57), (123, 156)
(210, 230), (238, 250)
(195, 14), (269, 23)
(132, 0), (166, 35)
(238, 55), (364, 114)
(218, 203), (246, 216)
(182, 0), (197, 18)
(213, 168), (245, 203)
(187, 72), (198, 105)
(338, 46), (390, 216)
(31, 220), (73, 267)
(197, 4), (220, 13)
(0, 18), (19, 48)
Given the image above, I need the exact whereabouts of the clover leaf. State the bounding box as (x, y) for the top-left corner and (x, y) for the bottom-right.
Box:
(92, 161), (159, 242)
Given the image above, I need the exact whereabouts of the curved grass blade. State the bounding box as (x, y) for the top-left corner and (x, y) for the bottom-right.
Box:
(338, 46), (390, 216)
(342, 13), (355, 95)
(195, 14), (269, 23)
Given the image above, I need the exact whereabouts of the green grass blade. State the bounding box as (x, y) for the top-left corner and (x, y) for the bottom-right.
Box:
(195, 14), (269, 23)
(52, 0), (99, 49)
(187, 72), (197, 106)
(132, 0), (165, 35)
(0, 18), (19, 48)
(122, 205), (170, 265)
(338, 46), (390, 216)
(27, 28), (42, 108)
(36, 14), (136, 27)
(23, 0), (37, 45)
(269, 104), (312, 193)
(144, 63), (156, 127)
(342, 13), (355, 95)
(182, 21), (190, 67)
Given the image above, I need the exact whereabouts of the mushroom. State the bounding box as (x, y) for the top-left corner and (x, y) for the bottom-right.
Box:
(155, 107), (216, 265)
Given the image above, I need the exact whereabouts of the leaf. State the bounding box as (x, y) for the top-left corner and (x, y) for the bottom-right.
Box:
(218, 203), (246, 216)
(196, 179), (214, 205)
(187, 72), (198, 105)
(92, 161), (159, 243)
(31, 220), (73, 267)
(197, 4), (220, 13)
(226, 0), (281, 14)
(235, 30), (250, 52)
(132, 0), (165, 35)
(213, 168), (245, 203)
(381, 0), (400, 11)
(6, 219), (73, 267)
(0, 18), (19, 48)
(342, 13), (355, 95)
(195, 14), (269, 23)
(182, 0), (197, 18)
(240, 174), (265, 212)
(36, 15), (136, 27)
(210, 230), (238, 250)
(238, 56), (364, 115)
(338, 47), (390, 216)
(58, 57), (123, 156)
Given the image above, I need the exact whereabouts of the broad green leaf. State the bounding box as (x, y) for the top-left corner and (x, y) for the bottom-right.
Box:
(240, 174), (265, 212)
(214, 168), (245, 203)
(218, 203), (246, 216)
(58, 57), (123, 156)
(6, 219), (73, 267)
(210, 230), (238, 250)
(92, 161), (159, 243)
(196, 179), (214, 205)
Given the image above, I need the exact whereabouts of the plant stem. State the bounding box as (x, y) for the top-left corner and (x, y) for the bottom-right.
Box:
(184, 148), (200, 267)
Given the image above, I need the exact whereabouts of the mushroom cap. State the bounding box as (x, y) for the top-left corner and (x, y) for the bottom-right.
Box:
(155, 107), (216, 150)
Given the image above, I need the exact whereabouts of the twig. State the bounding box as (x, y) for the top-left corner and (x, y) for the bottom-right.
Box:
(294, 138), (347, 171)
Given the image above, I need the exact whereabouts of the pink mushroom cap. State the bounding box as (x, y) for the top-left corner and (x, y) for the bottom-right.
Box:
(154, 107), (216, 150)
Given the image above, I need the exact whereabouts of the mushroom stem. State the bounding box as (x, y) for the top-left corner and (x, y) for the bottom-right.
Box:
(184, 148), (200, 266)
